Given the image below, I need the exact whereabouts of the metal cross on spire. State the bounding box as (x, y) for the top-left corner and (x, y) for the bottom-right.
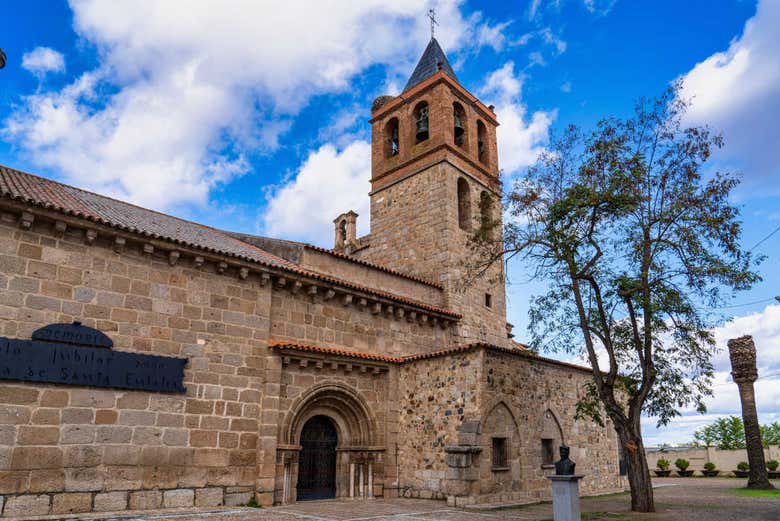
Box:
(428, 8), (438, 40)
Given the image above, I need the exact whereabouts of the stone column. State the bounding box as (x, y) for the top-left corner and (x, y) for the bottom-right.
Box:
(359, 464), (365, 498)
(349, 463), (355, 499)
(368, 462), (373, 498)
(547, 475), (584, 521)
(728, 335), (774, 490)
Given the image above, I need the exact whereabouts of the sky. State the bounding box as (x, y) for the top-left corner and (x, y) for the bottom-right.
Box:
(0, 0), (778, 446)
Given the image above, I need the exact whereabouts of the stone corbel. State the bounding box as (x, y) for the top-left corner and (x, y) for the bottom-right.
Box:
(53, 220), (67, 236)
(19, 211), (34, 229)
(239, 267), (249, 280)
(168, 250), (180, 266)
(113, 236), (126, 253)
(217, 261), (228, 274)
(194, 256), (205, 269)
(84, 229), (98, 245)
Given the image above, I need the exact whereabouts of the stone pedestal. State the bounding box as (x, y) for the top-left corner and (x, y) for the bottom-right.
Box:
(546, 475), (584, 521)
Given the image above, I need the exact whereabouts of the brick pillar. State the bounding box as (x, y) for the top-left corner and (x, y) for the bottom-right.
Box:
(727, 335), (774, 490)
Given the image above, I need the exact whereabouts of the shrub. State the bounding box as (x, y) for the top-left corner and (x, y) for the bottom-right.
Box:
(674, 458), (690, 471)
(767, 460), (779, 471)
(657, 458), (670, 470)
(704, 462), (716, 471)
(737, 461), (749, 471)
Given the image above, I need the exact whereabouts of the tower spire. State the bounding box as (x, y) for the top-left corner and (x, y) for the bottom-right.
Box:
(428, 8), (438, 40)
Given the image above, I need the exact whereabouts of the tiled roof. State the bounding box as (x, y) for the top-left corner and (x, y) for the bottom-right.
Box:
(0, 165), (461, 318)
(0, 165), (297, 270)
(268, 340), (404, 364)
(404, 38), (458, 92)
(266, 339), (596, 369)
(303, 244), (443, 289)
(269, 339), (593, 374)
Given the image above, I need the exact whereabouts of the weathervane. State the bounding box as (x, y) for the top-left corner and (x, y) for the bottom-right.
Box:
(428, 8), (438, 40)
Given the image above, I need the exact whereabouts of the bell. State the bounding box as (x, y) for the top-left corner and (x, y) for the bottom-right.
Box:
(416, 117), (429, 142)
(416, 106), (429, 142)
(389, 126), (399, 156)
(454, 112), (464, 139)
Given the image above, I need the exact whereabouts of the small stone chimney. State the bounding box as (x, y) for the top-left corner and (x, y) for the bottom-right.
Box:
(334, 211), (358, 252)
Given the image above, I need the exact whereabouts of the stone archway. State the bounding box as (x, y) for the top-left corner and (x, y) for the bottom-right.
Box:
(278, 383), (380, 503)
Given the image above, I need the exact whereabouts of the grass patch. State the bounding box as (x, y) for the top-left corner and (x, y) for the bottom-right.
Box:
(732, 487), (780, 498)
(244, 497), (263, 508)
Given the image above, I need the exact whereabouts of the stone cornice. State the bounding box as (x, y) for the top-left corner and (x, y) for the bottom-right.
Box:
(0, 201), (462, 325)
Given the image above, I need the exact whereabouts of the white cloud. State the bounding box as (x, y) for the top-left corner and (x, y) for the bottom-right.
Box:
(680, 0), (780, 184)
(21, 47), (65, 77)
(583, 0), (618, 17)
(643, 304), (780, 445)
(261, 141), (371, 245)
(479, 61), (555, 176)
(3, 0), (502, 212)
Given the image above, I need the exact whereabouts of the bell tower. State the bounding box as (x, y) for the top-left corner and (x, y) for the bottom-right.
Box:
(354, 37), (508, 346)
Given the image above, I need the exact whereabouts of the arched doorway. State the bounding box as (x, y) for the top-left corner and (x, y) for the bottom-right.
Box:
(297, 415), (338, 500)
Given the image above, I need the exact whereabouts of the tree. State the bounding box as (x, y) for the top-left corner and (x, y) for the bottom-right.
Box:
(693, 416), (780, 449)
(469, 82), (759, 512)
(760, 422), (780, 447)
(693, 416), (745, 449)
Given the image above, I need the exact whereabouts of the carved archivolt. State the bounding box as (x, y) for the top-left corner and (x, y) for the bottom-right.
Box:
(281, 383), (378, 448)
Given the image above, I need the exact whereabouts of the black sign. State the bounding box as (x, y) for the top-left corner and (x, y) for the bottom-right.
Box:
(0, 323), (186, 393)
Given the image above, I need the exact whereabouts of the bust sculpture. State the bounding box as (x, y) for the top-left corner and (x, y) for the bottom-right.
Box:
(555, 445), (576, 475)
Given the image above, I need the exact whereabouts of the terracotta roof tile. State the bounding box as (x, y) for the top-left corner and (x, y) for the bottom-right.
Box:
(268, 340), (404, 363)
(304, 244), (443, 289)
(268, 339), (592, 374)
(0, 164), (460, 318)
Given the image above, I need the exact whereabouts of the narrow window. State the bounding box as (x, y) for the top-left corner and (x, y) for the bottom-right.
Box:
(542, 438), (555, 466)
(457, 177), (471, 231)
(492, 437), (508, 468)
(477, 120), (488, 164)
(485, 293), (492, 308)
(453, 102), (466, 147)
(384, 117), (399, 157)
(479, 191), (493, 231)
(415, 102), (429, 143)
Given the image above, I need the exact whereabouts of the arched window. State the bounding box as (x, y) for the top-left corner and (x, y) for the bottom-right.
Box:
(414, 102), (429, 143)
(477, 120), (488, 164)
(480, 191), (493, 230)
(453, 102), (466, 148)
(339, 220), (347, 243)
(384, 118), (399, 157)
(457, 177), (471, 231)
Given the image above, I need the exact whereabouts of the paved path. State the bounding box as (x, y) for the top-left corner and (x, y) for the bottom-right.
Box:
(33, 478), (779, 521)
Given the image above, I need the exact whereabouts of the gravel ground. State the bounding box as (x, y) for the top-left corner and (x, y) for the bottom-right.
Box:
(19, 478), (778, 521)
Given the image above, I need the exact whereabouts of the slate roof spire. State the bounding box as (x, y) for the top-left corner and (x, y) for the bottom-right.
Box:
(403, 37), (458, 92)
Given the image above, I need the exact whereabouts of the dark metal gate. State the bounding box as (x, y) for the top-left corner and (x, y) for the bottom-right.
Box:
(297, 415), (338, 501)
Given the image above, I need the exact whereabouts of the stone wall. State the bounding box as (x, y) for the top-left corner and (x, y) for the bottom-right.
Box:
(357, 163), (508, 347)
(479, 351), (622, 502)
(269, 288), (453, 357)
(299, 249), (443, 307)
(396, 347), (622, 506)
(0, 215), (270, 516)
(645, 445), (780, 474)
(396, 349), (483, 498)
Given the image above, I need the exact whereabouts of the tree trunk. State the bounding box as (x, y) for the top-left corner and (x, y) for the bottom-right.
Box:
(619, 430), (655, 512)
(737, 382), (775, 489)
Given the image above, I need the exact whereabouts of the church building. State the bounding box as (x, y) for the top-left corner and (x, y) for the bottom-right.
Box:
(0, 38), (621, 517)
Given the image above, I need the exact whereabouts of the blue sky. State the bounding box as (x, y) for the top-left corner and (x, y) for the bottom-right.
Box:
(1, 0), (778, 445)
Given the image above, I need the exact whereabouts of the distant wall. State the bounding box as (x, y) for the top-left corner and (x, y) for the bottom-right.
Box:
(646, 445), (780, 473)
